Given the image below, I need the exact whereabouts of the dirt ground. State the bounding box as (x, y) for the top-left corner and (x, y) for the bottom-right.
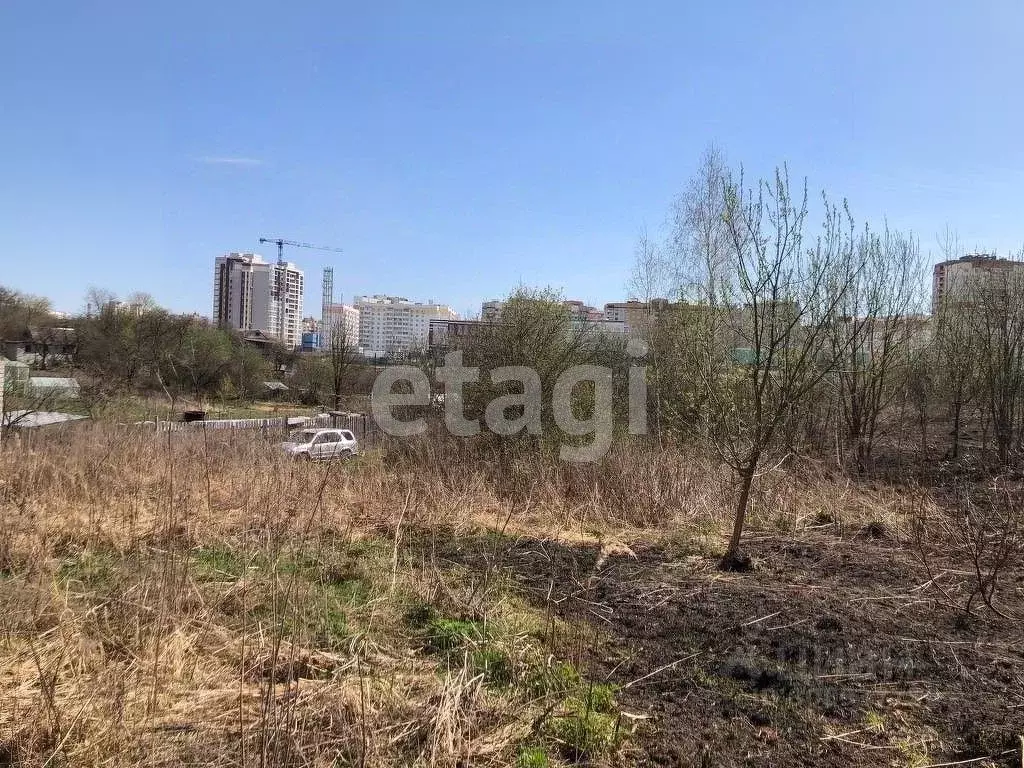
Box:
(427, 527), (1024, 767)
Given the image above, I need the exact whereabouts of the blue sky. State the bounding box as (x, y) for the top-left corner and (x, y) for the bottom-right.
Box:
(2, 1), (1023, 317)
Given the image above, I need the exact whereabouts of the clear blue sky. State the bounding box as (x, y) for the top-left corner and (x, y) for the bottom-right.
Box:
(3, 1), (1023, 317)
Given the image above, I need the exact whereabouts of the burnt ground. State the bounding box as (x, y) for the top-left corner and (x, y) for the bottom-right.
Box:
(419, 527), (1024, 767)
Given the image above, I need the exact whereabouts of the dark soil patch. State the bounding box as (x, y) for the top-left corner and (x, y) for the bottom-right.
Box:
(419, 527), (1024, 767)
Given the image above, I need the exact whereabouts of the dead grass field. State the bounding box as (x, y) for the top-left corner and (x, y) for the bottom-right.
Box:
(0, 425), (1021, 767)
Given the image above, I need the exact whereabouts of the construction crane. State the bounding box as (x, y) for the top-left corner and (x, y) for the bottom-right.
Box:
(258, 237), (344, 345)
(258, 236), (343, 266)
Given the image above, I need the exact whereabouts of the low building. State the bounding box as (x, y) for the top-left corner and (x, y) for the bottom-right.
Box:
(27, 376), (80, 399)
(2, 327), (78, 367)
(262, 381), (290, 399)
(300, 332), (321, 352)
(428, 318), (496, 350)
(3, 410), (88, 429)
(572, 318), (628, 338)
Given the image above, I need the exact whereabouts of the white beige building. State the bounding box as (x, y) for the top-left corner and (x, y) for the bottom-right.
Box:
(213, 252), (305, 348)
(932, 253), (1024, 313)
(322, 303), (361, 349)
(355, 295), (458, 354)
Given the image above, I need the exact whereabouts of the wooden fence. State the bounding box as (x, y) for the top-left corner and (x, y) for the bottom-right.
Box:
(154, 413), (333, 433)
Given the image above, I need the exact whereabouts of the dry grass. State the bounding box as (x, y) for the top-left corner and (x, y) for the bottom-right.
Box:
(0, 424), (994, 767)
(0, 425), (639, 766)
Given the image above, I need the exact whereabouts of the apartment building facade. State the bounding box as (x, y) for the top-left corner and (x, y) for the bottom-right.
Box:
(213, 252), (305, 348)
(322, 302), (361, 349)
(932, 254), (1024, 312)
(481, 300), (504, 322)
(355, 295), (458, 354)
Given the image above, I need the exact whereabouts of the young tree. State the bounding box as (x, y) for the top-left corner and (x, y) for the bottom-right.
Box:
(458, 288), (604, 440)
(697, 167), (867, 568)
(167, 323), (234, 404)
(934, 297), (977, 460)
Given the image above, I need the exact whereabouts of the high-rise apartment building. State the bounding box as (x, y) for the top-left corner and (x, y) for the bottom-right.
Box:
(322, 303), (361, 349)
(932, 253), (1024, 313)
(355, 295), (458, 353)
(213, 252), (305, 348)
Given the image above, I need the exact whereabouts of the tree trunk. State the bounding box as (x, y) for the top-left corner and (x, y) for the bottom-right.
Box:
(949, 400), (961, 459)
(722, 455), (758, 568)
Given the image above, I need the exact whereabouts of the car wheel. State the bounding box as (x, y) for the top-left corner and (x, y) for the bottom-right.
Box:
(300, 452), (312, 462)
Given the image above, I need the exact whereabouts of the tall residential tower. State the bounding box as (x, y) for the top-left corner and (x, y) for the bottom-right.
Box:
(213, 252), (305, 348)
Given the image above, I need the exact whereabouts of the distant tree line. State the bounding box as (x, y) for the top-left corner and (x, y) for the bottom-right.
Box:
(0, 286), (377, 412)
(418, 147), (1024, 567)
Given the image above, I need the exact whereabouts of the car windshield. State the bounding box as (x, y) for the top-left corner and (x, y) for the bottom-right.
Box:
(288, 429), (319, 443)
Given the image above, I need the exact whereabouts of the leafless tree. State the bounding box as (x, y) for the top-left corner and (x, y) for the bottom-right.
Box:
(931, 227), (978, 459)
(830, 226), (924, 471)
(629, 226), (670, 309)
(0, 286), (52, 340)
(327, 317), (361, 411)
(628, 227), (669, 439)
(696, 167), (867, 568)
(124, 291), (158, 310)
(966, 264), (1024, 465)
(670, 144), (732, 304)
(84, 286), (117, 317)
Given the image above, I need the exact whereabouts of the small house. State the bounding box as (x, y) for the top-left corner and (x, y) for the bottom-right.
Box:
(2, 327), (78, 367)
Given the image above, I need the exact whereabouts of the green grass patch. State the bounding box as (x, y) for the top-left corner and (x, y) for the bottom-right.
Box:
(548, 684), (623, 761)
(191, 545), (247, 581)
(413, 610), (517, 687)
(529, 658), (582, 697)
(56, 550), (120, 590)
(471, 646), (514, 687)
(425, 616), (484, 652)
(302, 598), (350, 649)
(515, 745), (550, 767)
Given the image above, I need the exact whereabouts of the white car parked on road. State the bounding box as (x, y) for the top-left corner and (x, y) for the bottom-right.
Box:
(281, 428), (358, 461)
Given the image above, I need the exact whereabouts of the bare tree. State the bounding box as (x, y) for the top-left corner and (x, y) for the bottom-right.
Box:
(629, 227), (669, 439)
(0, 286), (52, 340)
(697, 167), (866, 568)
(327, 316), (361, 411)
(629, 226), (669, 309)
(930, 229), (977, 459)
(671, 144), (731, 304)
(84, 286), (117, 317)
(967, 264), (1024, 465)
(831, 226), (924, 471)
(124, 291), (160, 312)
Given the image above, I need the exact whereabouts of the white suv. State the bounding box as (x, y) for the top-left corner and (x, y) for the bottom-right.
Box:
(281, 428), (358, 461)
